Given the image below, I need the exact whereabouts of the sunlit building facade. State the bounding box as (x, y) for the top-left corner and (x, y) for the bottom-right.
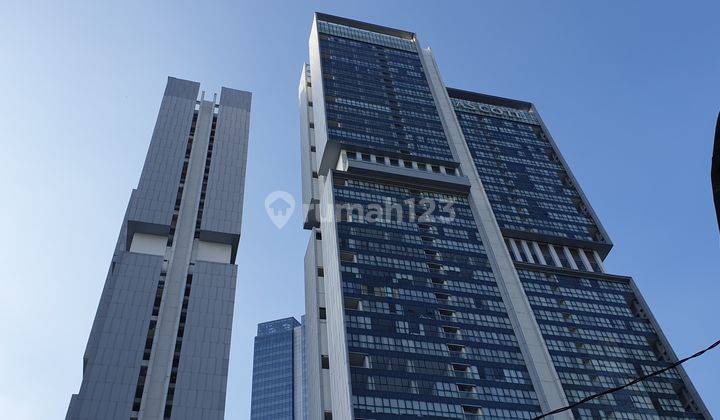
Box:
(250, 317), (307, 420)
(298, 13), (710, 420)
(66, 77), (251, 420)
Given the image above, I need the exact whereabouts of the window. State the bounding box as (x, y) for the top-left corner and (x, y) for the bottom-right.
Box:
(584, 249), (600, 272)
(434, 292), (450, 302)
(403, 160), (413, 168)
(424, 249), (439, 257)
(317, 267), (324, 277)
(445, 167), (456, 175)
(321, 355), (330, 369)
(348, 352), (367, 367)
(340, 251), (357, 263)
(457, 384), (476, 393)
(344, 297), (361, 310)
(451, 363), (470, 372)
(462, 405), (482, 415)
(442, 326), (460, 335)
(319, 307), (327, 320)
(570, 248), (586, 270)
(389, 158), (399, 166)
(447, 344), (465, 353)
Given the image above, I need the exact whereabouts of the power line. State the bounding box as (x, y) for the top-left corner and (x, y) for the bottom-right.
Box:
(533, 338), (720, 419)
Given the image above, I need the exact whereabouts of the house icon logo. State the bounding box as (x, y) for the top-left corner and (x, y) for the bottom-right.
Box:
(264, 191), (296, 229)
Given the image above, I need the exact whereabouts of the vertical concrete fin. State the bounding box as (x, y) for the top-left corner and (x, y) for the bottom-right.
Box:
(420, 47), (572, 417)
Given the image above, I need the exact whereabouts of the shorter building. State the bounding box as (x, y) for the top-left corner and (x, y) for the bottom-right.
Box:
(250, 317), (307, 420)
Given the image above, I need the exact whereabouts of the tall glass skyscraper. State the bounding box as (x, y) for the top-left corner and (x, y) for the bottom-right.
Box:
(298, 13), (710, 419)
(250, 317), (307, 420)
(66, 77), (251, 420)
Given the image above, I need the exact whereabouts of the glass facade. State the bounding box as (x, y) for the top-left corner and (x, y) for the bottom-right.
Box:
(449, 89), (706, 419)
(333, 173), (542, 419)
(250, 317), (301, 420)
(318, 25), (456, 165)
(301, 13), (707, 420)
(452, 97), (605, 244)
(518, 269), (703, 419)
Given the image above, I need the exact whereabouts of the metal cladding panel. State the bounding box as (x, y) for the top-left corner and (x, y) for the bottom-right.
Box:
(319, 173), (355, 420)
(170, 261), (237, 420)
(128, 77), (199, 228)
(308, 19), (331, 176)
(68, 77), (250, 420)
(139, 99), (216, 417)
(68, 252), (164, 420)
(83, 191), (137, 366)
(293, 324), (307, 420)
(299, 64), (320, 228)
(303, 232), (325, 419)
(200, 88), (251, 240)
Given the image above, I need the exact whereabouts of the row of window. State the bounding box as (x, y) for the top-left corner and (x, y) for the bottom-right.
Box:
(331, 172), (541, 416)
(319, 32), (456, 163)
(454, 105), (605, 243)
(517, 268), (701, 418)
(344, 150), (460, 176)
(505, 237), (604, 273)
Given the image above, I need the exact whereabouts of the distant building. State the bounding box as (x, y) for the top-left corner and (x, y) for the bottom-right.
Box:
(66, 77), (251, 420)
(298, 13), (710, 419)
(250, 317), (307, 420)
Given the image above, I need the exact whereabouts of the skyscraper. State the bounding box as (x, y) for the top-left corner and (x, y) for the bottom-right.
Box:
(298, 13), (710, 419)
(250, 317), (308, 420)
(66, 77), (251, 420)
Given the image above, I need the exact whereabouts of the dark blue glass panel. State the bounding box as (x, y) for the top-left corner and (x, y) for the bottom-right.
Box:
(250, 318), (299, 420)
(333, 173), (542, 419)
(318, 32), (455, 165)
(454, 107), (604, 244)
(518, 269), (703, 419)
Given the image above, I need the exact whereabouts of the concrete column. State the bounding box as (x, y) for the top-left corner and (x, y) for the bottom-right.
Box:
(140, 98), (216, 419)
(592, 250), (606, 273)
(548, 245), (563, 268)
(578, 249), (594, 272)
(420, 47), (572, 418)
(563, 246), (579, 270)
(508, 239), (522, 262)
(531, 242), (547, 265)
(520, 240), (535, 264)
(319, 172), (354, 420)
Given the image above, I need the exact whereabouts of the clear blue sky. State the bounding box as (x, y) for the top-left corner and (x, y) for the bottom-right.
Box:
(1, 1), (718, 418)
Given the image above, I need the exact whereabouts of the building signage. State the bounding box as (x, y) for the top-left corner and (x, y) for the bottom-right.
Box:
(451, 98), (539, 125)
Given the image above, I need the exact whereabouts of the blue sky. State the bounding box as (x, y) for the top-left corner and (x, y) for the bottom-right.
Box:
(1, 1), (718, 418)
